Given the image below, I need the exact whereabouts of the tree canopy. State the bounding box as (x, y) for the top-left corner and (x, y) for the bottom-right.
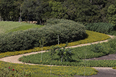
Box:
(0, 0), (116, 25)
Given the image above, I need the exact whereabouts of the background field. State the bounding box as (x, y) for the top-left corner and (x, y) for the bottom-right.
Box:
(0, 21), (43, 34)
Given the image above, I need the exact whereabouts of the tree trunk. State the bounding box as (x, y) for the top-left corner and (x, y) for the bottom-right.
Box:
(61, 55), (63, 62)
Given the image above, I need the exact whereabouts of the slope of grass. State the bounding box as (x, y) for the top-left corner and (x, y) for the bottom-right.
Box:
(0, 61), (97, 76)
(0, 21), (43, 34)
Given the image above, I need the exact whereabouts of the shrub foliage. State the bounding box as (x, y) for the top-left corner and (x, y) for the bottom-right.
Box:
(0, 19), (87, 52)
(86, 22), (114, 34)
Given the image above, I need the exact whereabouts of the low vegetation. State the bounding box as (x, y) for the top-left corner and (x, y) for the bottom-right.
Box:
(19, 37), (116, 67)
(0, 19), (87, 52)
(0, 61), (97, 76)
(86, 22), (114, 34)
(0, 20), (116, 76)
(0, 30), (110, 58)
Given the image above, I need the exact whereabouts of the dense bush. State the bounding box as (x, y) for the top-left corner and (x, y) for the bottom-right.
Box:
(86, 22), (114, 34)
(108, 38), (116, 54)
(0, 19), (87, 52)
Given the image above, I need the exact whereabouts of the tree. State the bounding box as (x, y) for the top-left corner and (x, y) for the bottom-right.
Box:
(21, 0), (51, 24)
(49, 42), (73, 62)
(21, 0), (37, 21)
(57, 42), (72, 62)
(107, 4), (116, 27)
(0, 0), (24, 21)
(49, 1), (68, 19)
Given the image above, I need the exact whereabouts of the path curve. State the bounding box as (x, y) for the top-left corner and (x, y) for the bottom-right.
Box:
(0, 35), (116, 77)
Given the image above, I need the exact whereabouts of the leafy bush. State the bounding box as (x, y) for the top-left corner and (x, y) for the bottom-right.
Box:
(90, 43), (109, 55)
(108, 38), (116, 54)
(49, 43), (73, 62)
(90, 43), (104, 53)
(0, 19), (87, 52)
(86, 22), (114, 34)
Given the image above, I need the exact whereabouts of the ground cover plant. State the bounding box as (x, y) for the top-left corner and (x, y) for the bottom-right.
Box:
(0, 61), (97, 76)
(0, 66), (32, 77)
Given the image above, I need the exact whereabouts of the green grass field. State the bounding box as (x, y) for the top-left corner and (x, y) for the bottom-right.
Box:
(0, 21), (43, 34)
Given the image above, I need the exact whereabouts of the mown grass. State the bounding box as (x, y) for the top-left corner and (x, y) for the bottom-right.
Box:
(0, 21), (43, 34)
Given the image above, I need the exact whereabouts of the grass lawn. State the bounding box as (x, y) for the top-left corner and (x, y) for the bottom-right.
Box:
(0, 21), (43, 34)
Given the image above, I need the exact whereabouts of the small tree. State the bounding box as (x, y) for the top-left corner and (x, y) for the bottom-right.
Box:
(49, 42), (73, 62)
(49, 46), (60, 60)
(57, 42), (73, 62)
(39, 37), (46, 61)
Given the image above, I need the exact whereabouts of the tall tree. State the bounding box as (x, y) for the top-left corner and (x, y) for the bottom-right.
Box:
(49, 1), (68, 19)
(107, 4), (116, 26)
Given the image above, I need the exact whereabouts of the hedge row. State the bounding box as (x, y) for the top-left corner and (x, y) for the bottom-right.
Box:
(86, 22), (114, 34)
(0, 30), (110, 58)
(0, 19), (87, 52)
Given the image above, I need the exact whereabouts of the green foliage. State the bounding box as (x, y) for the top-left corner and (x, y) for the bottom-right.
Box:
(49, 43), (73, 62)
(90, 43), (105, 53)
(19, 37), (116, 66)
(0, 66), (32, 77)
(1, 0), (116, 24)
(49, 46), (60, 60)
(107, 4), (116, 26)
(19, 37), (116, 67)
(56, 43), (73, 62)
(49, 1), (67, 19)
(0, 61), (97, 76)
(86, 22), (114, 33)
(108, 38), (116, 54)
(0, 30), (110, 59)
(57, 48), (73, 62)
(0, 19), (87, 52)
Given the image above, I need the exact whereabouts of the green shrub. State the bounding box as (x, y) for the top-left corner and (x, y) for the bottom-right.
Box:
(0, 19), (87, 52)
(108, 38), (116, 54)
(90, 43), (109, 55)
(90, 43), (104, 53)
(86, 22), (114, 34)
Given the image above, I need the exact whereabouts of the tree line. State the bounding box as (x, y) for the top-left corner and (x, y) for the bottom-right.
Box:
(0, 0), (116, 25)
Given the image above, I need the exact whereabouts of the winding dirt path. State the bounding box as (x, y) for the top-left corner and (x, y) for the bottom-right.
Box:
(0, 35), (116, 77)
